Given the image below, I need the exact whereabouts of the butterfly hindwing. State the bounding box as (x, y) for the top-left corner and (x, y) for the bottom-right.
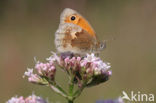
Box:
(55, 23), (97, 54)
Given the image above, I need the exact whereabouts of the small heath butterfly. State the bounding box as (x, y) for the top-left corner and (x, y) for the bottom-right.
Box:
(55, 8), (105, 55)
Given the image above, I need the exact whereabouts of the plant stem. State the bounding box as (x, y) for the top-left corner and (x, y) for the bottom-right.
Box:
(50, 84), (68, 98)
(69, 81), (74, 96)
(67, 74), (75, 103)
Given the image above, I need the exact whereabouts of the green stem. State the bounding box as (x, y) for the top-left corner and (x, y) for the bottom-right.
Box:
(69, 80), (74, 96)
(67, 73), (75, 102)
(43, 76), (68, 98)
(50, 83), (68, 98)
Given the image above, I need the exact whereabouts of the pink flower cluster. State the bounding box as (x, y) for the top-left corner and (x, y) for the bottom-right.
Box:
(48, 53), (111, 77)
(60, 56), (82, 71)
(47, 53), (112, 87)
(7, 94), (48, 103)
(80, 54), (111, 76)
(35, 61), (56, 80)
(24, 68), (41, 83)
(24, 52), (111, 87)
(24, 59), (56, 84)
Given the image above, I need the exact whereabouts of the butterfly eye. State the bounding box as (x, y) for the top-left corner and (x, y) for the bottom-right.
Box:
(71, 16), (76, 21)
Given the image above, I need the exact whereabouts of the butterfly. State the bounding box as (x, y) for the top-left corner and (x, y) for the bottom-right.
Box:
(55, 8), (105, 55)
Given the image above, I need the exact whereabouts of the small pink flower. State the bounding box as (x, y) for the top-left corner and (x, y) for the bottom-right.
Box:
(47, 52), (61, 64)
(24, 68), (33, 77)
(25, 94), (47, 103)
(28, 74), (41, 83)
(7, 96), (25, 103)
(7, 94), (48, 103)
(34, 60), (56, 80)
(80, 54), (111, 76)
(23, 68), (41, 83)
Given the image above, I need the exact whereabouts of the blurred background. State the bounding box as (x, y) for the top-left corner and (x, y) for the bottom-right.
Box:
(0, 0), (156, 103)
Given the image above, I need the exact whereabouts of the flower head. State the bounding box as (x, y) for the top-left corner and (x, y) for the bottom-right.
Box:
(24, 58), (56, 84)
(35, 61), (56, 80)
(80, 53), (111, 76)
(25, 94), (47, 103)
(7, 96), (25, 103)
(47, 52), (112, 87)
(24, 52), (111, 90)
(23, 68), (41, 83)
(7, 94), (48, 103)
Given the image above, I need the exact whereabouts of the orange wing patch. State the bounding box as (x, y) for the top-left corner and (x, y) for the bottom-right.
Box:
(64, 14), (96, 39)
